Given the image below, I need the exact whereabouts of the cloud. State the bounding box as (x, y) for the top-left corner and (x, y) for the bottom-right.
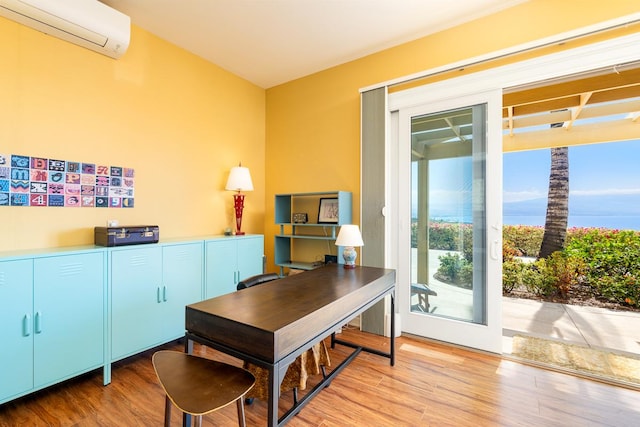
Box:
(503, 190), (545, 203)
(571, 188), (640, 196)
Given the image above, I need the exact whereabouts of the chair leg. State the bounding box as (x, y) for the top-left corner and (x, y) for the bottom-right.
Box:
(236, 398), (247, 427)
(195, 415), (203, 427)
(164, 396), (171, 427)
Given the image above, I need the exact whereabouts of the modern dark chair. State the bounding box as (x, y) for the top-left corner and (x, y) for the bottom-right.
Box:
(236, 273), (330, 405)
(152, 350), (255, 427)
(236, 272), (280, 290)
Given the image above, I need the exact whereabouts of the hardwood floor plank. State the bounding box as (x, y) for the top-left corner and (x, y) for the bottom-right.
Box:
(1, 329), (639, 426)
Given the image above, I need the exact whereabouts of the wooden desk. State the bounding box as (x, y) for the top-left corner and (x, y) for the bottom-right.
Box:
(185, 264), (396, 426)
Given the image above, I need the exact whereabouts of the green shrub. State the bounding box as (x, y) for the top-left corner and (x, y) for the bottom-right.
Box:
(502, 259), (525, 293)
(565, 229), (640, 308)
(503, 240), (523, 262)
(422, 222), (640, 309)
(501, 250), (584, 298)
(427, 221), (462, 250)
(595, 274), (640, 308)
(538, 251), (586, 297)
(426, 221), (473, 260)
(436, 252), (472, 288)
(503, 225), (544, 257)
(520, 259), (557, 297)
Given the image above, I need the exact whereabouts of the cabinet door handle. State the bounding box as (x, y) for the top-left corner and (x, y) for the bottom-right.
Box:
(35, 311), (42, 334)
(163, 286), (167, 302)
(157, 287), (162, 303)
(23, 314), (32, 337)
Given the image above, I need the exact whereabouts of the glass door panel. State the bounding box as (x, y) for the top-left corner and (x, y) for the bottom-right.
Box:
(410, 105), (485, 323)
(398, 90), (502, 353)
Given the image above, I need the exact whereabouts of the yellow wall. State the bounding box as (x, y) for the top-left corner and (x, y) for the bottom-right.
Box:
(1, 22), (265, 252)
(2, 1), (638, 265)
(263, 0), (640, 271)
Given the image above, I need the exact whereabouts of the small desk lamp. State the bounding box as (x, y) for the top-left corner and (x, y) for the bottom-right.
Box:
(335, 224), (364, 269)
(225, 163), (253, 235)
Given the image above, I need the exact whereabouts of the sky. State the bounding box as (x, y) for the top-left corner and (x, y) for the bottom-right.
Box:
(502, 138), (640, 229)
(503, 139), (640, 205)
(415, 138), (640, 230)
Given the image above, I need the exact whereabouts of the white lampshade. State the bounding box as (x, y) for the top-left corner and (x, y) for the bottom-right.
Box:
(225, 164), (254, 192)
(335, 224), (364, 247)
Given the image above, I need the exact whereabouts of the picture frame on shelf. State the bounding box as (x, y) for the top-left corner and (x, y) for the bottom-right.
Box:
(318, 197), (339, 223)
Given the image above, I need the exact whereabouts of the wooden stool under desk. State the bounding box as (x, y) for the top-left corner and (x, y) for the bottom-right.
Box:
(152, 350), (255, 427)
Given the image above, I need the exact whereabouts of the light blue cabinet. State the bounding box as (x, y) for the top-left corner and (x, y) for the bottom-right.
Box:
(0, 252), (104, 404)
(162, 243), (203, 341)
(110, 242), (203, 361)
(0, 234), (261, 404)
(0, 259), (34, 402)
(205, 235), (264, 298)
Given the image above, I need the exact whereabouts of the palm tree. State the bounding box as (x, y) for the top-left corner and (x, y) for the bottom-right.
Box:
(539, 144), (569, 259)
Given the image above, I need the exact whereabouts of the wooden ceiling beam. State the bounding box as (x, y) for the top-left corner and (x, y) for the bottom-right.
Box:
(502, 85), (640, 118)
(589, 85), (640, 104)
(503, 118), (640, 152)
(503, 66), (640, 106)
(504, 96), (580, 117)
(502, 99), (640, 129)
(566, 92), (592, 130)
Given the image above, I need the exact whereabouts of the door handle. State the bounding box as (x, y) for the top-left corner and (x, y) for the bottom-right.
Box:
(163, 285), (167, 302)
(490, 239), (499, 260)
(157, 287), (162, 303)
(23, 314), (32, 337)
(35, 311), (42, 334)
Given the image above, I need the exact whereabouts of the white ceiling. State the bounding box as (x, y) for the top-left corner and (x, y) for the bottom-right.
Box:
(101, 0), (527, 88)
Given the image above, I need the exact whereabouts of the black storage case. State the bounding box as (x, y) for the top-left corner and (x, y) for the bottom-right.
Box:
(94, 225), (159, 247)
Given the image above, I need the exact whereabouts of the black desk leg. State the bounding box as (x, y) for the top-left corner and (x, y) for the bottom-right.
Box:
(390, 291), (395, 366)
(183, 338), (193, 427)
(268, 364), (278, 427)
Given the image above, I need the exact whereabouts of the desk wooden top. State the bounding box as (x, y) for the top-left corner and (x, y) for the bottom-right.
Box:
(185, 264), (395, 363)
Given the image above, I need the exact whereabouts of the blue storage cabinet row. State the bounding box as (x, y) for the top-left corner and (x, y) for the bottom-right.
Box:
(0, 234), (264, 405)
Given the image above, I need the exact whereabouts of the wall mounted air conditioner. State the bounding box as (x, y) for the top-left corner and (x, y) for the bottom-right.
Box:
(0, 0), (130, 59)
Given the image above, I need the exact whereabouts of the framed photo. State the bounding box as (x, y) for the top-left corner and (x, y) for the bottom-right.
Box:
(318, 198), (339, 223)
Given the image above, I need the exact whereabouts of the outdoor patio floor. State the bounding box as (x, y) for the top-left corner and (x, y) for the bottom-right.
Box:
(502, 296), (640, 359)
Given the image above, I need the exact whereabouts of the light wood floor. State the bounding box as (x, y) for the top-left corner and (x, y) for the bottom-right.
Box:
(1, 328), (639, 426)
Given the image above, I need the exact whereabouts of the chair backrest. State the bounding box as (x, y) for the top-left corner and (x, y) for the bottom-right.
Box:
(236, 273), (280, 290)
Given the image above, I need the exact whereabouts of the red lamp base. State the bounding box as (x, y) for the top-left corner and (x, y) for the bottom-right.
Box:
(233, 193), (246, 235)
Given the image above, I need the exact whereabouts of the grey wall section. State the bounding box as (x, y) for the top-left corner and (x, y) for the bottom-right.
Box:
(360, 87), (387, 335)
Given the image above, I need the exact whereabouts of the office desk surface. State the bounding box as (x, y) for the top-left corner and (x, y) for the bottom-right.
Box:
(185, 264), (395, 363)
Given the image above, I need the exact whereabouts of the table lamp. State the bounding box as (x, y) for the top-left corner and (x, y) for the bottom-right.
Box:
(335, 224), (364, 269)
(225, 163), (253, 235)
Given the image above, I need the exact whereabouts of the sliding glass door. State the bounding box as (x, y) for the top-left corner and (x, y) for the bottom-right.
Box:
(395, 90), (503, 352)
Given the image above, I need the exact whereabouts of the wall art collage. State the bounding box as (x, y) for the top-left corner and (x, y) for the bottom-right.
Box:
(0, 154), (134, 208)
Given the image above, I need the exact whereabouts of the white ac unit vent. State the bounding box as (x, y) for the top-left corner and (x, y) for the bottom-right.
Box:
(0, 0), (130, 59)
